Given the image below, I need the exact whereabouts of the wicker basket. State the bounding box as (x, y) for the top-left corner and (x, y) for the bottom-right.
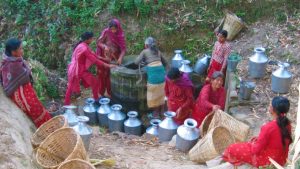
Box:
(58, 159), (95, 169)
(36, 128), (88, 169)
(208, 110), (250, 142)
(199, 112), (214, 137)
(189, 126), (234, 163)
(31, 115), (68, 148)
(222, 12), (245, 41)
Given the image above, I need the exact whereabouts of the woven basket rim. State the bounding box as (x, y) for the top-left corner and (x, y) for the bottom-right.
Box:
(31, 115), (67, 146)
(36, 127), (80, 168)
(58, 159), (95, 169)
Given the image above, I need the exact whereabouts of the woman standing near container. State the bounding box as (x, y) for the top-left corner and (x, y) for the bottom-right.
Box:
(64, 32), (114, 105)
(96, 19), (126, 97)
(0, 38), (51, 127)
(165, 68), (194, 125)
(206, 30), (231, 82)
(223, 96), (292, 168)
(135, 37), (168, 118)
(192, 71), (226, 127)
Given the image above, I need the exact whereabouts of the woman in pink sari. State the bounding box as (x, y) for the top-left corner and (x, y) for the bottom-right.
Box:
(96, 19), (126, 97)
(64, 32), (115, 105)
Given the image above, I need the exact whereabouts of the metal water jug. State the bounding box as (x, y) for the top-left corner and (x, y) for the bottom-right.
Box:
(146, 119), (161, 136)
(239, 80), (256, 100)
(194, 54), (211, 75)
(108, 104), (126, 132)
(124, 111), (142, 136)
(176, 118), (200, 152)
(72, 116), (93, 151)
(271, 62), (292, 93)
(249, 47), (268, 78)
(83, 98), (97, 125)
(179, 60), (193, 73)
(63, 105), (78, 127)
(172, 50), (184, 68)
(97, 98), (111, 127)
(158, 111), (178, 142)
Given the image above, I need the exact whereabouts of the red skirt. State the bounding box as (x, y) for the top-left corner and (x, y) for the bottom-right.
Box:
(10, 83), (51, 127)
(97, 65), (111, 97)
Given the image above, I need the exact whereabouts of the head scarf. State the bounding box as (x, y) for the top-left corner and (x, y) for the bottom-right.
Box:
(102, 19), (126, 51)
(166, 72), (193, 88)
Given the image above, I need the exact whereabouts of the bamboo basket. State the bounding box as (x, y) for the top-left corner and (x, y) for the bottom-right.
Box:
(58, 159), (95, 169)
(36, 128), (88, 169)
(222, 12), (245, 41)
(31, 115), (68, 148)
(189, 126), (234, 163)
(208, 110), (250, 142)
(199, 112), (214, 137)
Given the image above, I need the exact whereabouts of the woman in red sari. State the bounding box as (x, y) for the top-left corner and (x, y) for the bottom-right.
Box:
(96, 19), (126, 97)
(165, 68), (194, 125)
(0, 38), (51, 127)
(64, 32), (114, 105)
(206, 30), (231, 82)
(192, 71), (226, 127)
(223, 96), (292, 168)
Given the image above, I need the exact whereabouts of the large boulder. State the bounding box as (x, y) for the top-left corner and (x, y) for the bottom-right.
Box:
(0, 88), (36, 169)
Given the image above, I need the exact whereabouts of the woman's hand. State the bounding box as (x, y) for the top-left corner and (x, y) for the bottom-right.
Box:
(212, 105), (221, 111)
(109, 64), (117, 68)
(117, 57), (122, 65)
(176, 107), (183, 119)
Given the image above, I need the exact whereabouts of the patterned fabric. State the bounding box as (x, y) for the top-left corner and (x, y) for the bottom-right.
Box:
(0, 54), (31, 96)
(192, 84), (226, 127)
(207, 41), (231, 77)
(165, 75), (194, 125)
(147, 83), (165, 108)
(10, 83), (51, 127)
(223, 121), (291, 167)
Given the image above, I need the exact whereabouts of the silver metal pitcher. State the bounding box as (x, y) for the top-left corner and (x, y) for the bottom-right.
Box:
(249, 47), (268, 78)
(239, 80), (256, 100)
(179, 60), (193, 73)
(271, 62), (292, 93)
(97, 98), (111, 127)
(72, 116), (93, 151)
(158, 111), (178, 142)
(108, 104), (126, 132)
(194, 54), (211, 75)
(146, 119), (161, 136)
(176, 118), (200, 152)
(124, 111), (142, 136)
(83, 98), (98, 125)
(63, 105), (78, 127)
(172, 50), (184, 68)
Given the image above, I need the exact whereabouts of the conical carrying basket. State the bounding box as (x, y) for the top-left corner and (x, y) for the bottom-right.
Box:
(204, 110), (250, 142)
(36, 128), (88, 169)
(222, 12), (245, 41)
(189, 126), (235, 163)
(199, 112), (214, 137)
(31, 115), (68, 148)
(58, 159), (95, 169)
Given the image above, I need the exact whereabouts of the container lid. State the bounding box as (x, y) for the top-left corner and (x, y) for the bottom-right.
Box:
(179, 60), (193, 73)
(249, 47), (268, 63)
(272, 63), (292, 78)
(159, 111), (178, 129)
(73, 116), (92, 135)
(150, 119), (161, 126)
(173, 50), (184, 60)
(99, 98), (110, 105)
(83, 98), (96, 113)
(127, 111), (138, 118)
